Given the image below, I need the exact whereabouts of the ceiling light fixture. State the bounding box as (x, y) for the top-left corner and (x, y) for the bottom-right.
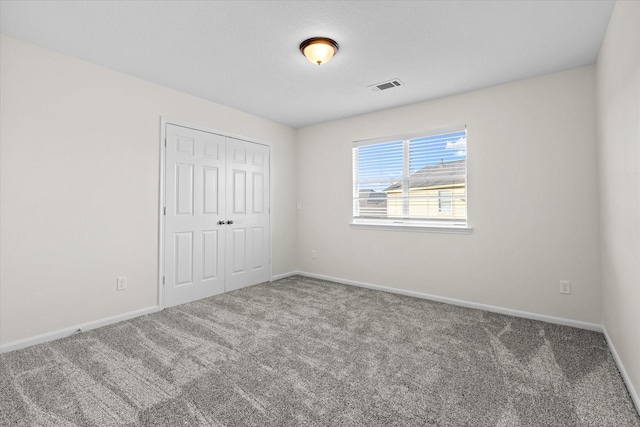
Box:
(299, 37), (339, 65)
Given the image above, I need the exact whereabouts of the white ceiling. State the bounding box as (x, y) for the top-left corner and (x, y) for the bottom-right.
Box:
(0, 1), (615, 128)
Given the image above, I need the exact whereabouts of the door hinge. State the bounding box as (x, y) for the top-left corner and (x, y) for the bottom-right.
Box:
(163, 207), (166, 215)
(162, 276), (165, 285)
(164, 138), (167, 147)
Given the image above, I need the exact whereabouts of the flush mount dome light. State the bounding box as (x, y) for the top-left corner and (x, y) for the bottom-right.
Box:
(300, 37), (339, 65)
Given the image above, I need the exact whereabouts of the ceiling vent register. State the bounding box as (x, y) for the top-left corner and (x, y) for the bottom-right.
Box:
(368, 79), (404, 92)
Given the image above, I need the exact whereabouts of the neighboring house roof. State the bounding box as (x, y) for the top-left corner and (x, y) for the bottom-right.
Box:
(360, 189), (387, 201)
(384, 159), (466, 192)
(359, 189), (387, 206)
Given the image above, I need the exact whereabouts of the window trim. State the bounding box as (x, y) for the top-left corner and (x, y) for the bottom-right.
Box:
(352, 125), (466, 148)
(352, 125), (470, 234)
(349, 220), (472, 234)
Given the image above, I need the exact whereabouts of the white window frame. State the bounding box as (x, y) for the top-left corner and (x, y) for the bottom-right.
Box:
(350, 125), (472, 234)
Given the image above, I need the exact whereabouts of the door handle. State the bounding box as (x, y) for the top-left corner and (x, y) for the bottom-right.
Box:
(218, 220), (225, 225)
(227, 220), (234, 225)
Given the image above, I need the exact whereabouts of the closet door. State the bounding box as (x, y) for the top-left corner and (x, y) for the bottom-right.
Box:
(163, 124), (271, 307)
(225, 138), (271, 291)
(164, 125), (226, 308)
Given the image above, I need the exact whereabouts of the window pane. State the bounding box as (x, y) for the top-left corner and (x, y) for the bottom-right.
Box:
(354, 141), (402, 218)
(353, 129), (467, 226)
(356, 140), (403, 191)
(409, 132), (467, 173)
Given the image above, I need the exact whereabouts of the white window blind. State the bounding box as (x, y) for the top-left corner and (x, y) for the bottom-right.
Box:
(352, 126), (467, 229)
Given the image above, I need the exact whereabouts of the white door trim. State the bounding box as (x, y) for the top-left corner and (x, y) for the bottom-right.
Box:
(158, 117), (273, 309)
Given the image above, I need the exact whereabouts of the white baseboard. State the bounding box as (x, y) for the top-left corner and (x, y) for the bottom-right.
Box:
(603, 326), (640, 414)
(294, 271), (603, 332)
(271, 271), (299, 281)
(0, 305), (161, 354)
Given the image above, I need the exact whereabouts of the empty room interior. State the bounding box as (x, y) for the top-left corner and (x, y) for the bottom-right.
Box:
(1, 1), (639, 426)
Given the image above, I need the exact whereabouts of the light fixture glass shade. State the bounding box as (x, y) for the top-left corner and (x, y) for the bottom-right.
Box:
(300, 37), (339, 65)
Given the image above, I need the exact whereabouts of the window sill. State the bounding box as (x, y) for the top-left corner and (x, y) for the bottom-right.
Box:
(349, 221), (473, 234)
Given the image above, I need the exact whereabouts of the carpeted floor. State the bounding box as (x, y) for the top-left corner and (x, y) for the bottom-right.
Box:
(1, 275), (639, 426)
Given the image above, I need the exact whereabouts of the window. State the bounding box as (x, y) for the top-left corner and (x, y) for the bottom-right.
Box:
(352, 126), (469, 232)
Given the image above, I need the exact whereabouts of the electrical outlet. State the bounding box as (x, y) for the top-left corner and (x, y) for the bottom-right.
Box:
(559, 280), (571, 295)
(311, 250), (317, 259)
(117, 276), (128, 291)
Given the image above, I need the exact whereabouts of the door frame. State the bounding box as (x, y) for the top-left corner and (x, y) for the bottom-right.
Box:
(157, 117), (273, 309)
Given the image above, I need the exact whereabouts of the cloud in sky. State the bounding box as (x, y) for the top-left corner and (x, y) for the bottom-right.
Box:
(446, 137), (467, 150)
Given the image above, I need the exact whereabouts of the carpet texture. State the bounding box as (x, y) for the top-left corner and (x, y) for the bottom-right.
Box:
(1, 275), (638, 426)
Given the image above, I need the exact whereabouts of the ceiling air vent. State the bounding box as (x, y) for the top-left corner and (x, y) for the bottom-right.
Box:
(368, 79), (404, 92)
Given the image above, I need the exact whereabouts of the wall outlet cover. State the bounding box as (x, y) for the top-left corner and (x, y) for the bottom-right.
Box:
(117, 276), (128, 291)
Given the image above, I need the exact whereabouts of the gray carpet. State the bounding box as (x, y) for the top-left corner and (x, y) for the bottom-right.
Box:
(1, 275), (639, 426)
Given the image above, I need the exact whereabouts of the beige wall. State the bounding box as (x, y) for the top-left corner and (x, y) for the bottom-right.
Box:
(296, 65), (602, 324)
(597, 0), (640, 406)
(0, 35), (297, 345)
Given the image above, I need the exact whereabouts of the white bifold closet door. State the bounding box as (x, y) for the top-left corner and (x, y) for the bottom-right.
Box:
(164, 124), (270, 308)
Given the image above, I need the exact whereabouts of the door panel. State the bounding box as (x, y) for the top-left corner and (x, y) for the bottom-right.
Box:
(164, 125), (226, 307)
(232, 228), (246, 274)
(253, 173), (264, 213)
(252, 227), (265, 270)
(225, 138), (270, 291)
(202, 230), (219, 280)
(232, 170), (247, 214)
(233, 147), (246, 163)
(175, 164), (194, 215)
(202, 167), (219, 214)
(174, 232), (193, 286)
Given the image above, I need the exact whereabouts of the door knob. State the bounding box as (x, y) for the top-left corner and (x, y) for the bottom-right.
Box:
(218, 220), (225, 225)
(227, 220), (234, 225)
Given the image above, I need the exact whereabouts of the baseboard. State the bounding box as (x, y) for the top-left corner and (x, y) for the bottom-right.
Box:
(294, 271), (603, 332)
(271, 271), (299, 281)
(0, 305), (162, 354)
(603, 326), (640, 414)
